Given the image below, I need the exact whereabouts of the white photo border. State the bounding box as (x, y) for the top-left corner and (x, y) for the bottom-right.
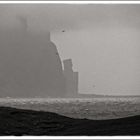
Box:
(0, 1), (139, 139)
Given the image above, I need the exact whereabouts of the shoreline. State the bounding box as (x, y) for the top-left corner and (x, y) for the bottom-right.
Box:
(0, 106), (140, 136)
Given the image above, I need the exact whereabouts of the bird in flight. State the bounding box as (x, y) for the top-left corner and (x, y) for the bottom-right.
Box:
(62, 30), (65, 32)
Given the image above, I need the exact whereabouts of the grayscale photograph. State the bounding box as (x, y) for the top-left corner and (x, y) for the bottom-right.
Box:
(0, 3), (140, 136)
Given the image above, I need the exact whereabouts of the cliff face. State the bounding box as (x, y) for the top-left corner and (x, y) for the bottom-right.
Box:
(0, 29), (65, 97)
(63, 59), (78, 97)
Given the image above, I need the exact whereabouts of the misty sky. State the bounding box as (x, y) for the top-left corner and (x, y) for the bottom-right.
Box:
(0, 4), (140, 95)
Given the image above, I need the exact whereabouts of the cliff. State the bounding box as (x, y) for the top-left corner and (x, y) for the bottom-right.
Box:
(0, 28), (65, 97)
(63, 59), (79, 97)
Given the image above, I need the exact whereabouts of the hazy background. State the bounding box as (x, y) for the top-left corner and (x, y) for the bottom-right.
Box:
(0, 4), (140, 95)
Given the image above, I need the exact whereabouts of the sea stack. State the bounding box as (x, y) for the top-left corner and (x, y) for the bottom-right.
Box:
(63, 59), (79, 97)
(0, 17), (65, 98)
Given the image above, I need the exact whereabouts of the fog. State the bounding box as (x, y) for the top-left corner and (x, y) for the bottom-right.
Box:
(0, 4), (140, 95)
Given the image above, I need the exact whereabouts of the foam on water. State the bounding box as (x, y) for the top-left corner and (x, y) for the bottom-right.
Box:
(0, 97), (140, 120)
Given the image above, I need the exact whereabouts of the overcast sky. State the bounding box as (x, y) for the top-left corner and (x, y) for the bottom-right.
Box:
(0, 4), (140, 95)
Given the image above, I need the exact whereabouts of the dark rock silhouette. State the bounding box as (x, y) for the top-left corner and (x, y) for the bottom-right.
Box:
(63, 59), (78, 97)
(0, 106), (140, 136)
(0, 18), (65, 97)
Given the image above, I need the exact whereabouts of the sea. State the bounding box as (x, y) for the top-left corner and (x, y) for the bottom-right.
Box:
(0, 97), (140, 120)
